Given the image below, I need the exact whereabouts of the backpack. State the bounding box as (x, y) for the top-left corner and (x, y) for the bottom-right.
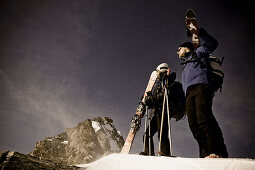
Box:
(181, 53), (224, 93)
(167, 81), (186, 121)
(208, 54), (224, 92)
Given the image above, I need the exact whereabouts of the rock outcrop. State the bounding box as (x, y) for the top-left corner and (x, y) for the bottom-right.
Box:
(0, 150), (78, 170)
(29, 117), (124, 165)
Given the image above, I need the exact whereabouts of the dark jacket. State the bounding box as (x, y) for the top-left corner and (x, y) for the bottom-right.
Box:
(146, 73), (186, 121)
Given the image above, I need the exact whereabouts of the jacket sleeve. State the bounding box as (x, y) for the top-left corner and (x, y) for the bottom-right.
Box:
(196, 28), (218, 57)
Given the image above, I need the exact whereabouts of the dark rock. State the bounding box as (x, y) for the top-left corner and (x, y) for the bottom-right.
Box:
(30, 132), (68, 164)
(65, 119), (104, 165)
(0, 151), (78, 170)
(0, 117), (124, 168)
(30, 117), (124, 165)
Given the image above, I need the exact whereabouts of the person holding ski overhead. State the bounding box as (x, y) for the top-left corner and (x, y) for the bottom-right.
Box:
(177, 27), (228, 158)
(140, 63), (185, 156)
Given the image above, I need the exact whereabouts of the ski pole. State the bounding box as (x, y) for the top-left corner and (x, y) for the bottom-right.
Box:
(165, 80), (173, 156)
(143, 106), (148, 153)
(158, 82), (166, 156)
(148, 107), (152, 156)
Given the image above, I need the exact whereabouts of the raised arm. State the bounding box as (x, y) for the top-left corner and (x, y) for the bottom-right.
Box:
(196, 28), (218, 56)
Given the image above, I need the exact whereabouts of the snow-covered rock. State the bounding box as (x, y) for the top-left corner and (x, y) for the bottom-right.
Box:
(77, 153), (255, 170)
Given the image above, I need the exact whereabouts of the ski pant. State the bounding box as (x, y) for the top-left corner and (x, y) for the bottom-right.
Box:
(143, 107), (170, 156)
(186, 84), (228, 158)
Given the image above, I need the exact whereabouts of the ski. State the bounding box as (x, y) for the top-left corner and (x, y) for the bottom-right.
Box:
(121, 71), (158, 154)
(185, 9), (200, 50)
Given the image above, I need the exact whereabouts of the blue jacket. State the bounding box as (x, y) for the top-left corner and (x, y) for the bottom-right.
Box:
(181, 30), (218, 95)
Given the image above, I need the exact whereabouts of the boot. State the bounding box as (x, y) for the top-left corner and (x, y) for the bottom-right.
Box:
(205, 153), (222, 158)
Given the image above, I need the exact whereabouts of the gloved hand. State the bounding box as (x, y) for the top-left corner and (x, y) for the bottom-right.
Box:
(144, 91), (154, 107)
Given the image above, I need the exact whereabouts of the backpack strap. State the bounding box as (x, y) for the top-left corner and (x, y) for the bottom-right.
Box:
(220, 56), (224, 65)
(181, 53), (208, 69)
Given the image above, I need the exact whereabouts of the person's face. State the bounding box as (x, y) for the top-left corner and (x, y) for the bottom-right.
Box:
(177, 47), (190, 59)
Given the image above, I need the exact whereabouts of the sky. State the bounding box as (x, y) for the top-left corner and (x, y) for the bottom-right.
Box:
(0, 0), (254, 158)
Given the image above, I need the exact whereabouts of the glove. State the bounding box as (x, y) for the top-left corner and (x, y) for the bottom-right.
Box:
(131, 114), (141, 132)
(144, 91), (154, 107)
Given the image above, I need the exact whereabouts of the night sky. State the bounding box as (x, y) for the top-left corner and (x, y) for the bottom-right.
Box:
(0, 0), (254, 158)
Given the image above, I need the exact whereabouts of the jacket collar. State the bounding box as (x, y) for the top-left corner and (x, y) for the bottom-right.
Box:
(183, 52), (193, 61)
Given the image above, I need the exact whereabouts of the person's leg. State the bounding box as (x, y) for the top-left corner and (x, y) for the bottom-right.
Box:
(143, 109), (158, 155)
(156, 108), (170, 156)
(195, 84), (228, 157)
(186, 87), (208, 158)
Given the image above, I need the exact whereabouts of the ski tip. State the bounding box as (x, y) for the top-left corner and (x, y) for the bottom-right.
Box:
(185, 8), (196, 18)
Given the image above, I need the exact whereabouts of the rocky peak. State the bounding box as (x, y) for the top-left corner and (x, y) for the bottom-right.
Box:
(29, 117), (124, 165)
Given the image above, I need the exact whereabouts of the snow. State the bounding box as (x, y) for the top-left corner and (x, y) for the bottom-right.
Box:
(91, 121), (102, 133)
(77, 154), (255, 170)
(7, 151), (14, 158)
(61, 141), (68, 145)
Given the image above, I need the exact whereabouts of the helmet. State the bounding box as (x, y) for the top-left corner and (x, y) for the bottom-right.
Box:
(156, 63), (169, 73)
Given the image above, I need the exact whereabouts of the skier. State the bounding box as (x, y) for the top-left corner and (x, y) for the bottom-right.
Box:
(138, 63), (185, 156)
(177, 27), (228, 158)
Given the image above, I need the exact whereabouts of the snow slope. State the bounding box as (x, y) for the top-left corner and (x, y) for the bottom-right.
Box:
(77, 154), (255, 170)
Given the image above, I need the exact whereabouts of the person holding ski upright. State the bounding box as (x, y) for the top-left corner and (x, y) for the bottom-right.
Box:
(177, 27), (228, 158)
(139, 63), (185, 156)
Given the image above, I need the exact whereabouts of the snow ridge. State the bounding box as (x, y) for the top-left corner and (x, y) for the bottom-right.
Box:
(77, 154), (255, 170)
